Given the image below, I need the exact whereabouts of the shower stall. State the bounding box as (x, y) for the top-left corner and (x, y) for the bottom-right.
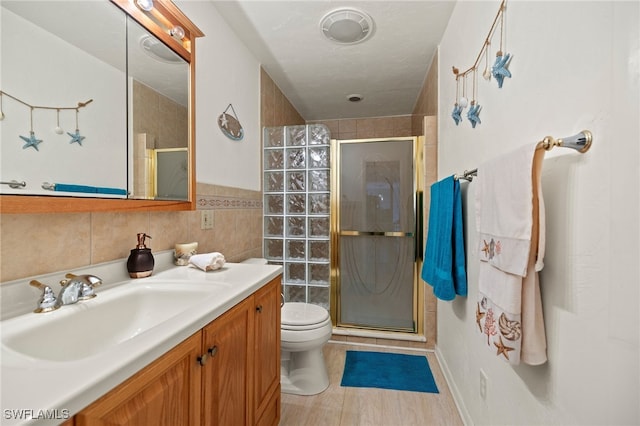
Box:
(331, 137), (424, 334)
(263, 127), (424, 334)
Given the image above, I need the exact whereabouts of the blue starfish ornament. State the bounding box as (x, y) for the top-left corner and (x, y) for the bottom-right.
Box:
(491, 53), (512, 88)
(19, 131), (43, 151)
(467, 103), (482, 128)
(451, 104), (463, 126)
(68, 129), (85, 145)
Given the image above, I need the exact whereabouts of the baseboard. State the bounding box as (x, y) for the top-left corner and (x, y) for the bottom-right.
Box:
(434, 345), (473, 426)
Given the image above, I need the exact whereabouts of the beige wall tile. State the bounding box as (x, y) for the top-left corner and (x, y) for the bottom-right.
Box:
(0, 213), (91, 282)
(355, 118), (375, 139)
(149, 211), (190, 251)
(394, 115), (412, 136)
(338, 119), (356, 135)
(91, 211), (150, 264)
(339, 131), (357, 140)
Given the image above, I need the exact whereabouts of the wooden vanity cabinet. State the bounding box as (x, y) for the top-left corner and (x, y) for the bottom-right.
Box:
(75, 276), (281, 426)
(253, 279), (282, 426)
(201, 295), (253, 425)
(75, 332), (202, 426)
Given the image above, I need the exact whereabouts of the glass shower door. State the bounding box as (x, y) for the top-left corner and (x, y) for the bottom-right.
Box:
(335, 138), (418, 331)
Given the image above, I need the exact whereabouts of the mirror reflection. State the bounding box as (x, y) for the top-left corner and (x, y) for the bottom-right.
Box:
(128, 17), (189, 200)
(0, 1), (190, 201)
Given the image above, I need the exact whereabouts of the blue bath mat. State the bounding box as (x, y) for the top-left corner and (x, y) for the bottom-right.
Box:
(340, 350), (439, 393)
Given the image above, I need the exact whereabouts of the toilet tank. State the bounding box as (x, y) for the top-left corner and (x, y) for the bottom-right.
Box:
(241, 258), (268, 265)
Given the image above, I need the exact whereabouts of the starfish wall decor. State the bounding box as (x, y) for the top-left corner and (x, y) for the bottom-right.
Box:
(450, 0), (511, 128)
(0, 90), (93, 151)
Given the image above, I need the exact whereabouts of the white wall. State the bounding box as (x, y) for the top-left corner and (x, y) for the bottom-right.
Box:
(176, 1), (262, 192)
(436, 1), (639, 425)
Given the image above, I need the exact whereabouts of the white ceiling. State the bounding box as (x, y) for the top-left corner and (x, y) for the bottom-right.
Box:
(213, 1), (457, 121)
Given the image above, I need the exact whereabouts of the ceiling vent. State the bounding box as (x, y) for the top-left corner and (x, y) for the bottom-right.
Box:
(139, 35), (182, 64)
(320, 8), (375, 45)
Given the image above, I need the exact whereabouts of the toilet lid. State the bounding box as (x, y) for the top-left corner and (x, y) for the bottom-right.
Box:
(281, 302), (329, 326)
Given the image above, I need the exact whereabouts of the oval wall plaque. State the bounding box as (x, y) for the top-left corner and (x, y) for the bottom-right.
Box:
(218, 104), (244, 141)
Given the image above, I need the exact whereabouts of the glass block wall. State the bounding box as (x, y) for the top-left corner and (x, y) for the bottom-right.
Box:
(263, 124), (331, 309)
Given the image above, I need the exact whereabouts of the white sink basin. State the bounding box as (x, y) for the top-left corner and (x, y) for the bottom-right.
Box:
(2, 281), (224, 362)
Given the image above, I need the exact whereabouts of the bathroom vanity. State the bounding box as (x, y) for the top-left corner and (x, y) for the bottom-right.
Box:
(0, 257), (282, 426)
(77, 275), (281, 426)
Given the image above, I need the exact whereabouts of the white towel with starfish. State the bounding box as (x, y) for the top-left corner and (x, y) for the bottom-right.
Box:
(474, 143), (547, 365)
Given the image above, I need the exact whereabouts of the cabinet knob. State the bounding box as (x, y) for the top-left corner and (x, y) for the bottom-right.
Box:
(256, 305), (263, 313)
(207, 346), (218, 357)
(197, 353), (209, 366)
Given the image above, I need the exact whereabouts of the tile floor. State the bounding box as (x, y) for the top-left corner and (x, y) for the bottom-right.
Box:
(280, 342), (463, 426)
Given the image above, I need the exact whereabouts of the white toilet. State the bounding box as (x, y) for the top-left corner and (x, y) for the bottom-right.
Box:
(280, 302), (332, 395)
(241, 258), (332, 396)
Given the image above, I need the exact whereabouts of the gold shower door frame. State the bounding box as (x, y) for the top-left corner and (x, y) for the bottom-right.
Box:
(330, 136), (425, 336)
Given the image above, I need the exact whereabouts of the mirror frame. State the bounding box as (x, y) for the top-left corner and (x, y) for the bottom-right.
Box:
(0, 0), (203, 214)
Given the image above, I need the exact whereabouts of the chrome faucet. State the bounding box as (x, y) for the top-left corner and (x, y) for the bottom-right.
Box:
(29, 273), (103, 313)
(29, 280), (58, 313)
(55, 273), (103, 308)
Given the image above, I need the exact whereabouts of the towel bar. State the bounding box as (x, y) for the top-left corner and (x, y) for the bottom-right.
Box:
(454, 130), (592, 181)
(1, 180), (26, 189)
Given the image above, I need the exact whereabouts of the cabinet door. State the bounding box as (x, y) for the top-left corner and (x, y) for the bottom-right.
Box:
(76, 332), (202, 426)
(202, 296), (253, 426)
(253, 277), (281, 424)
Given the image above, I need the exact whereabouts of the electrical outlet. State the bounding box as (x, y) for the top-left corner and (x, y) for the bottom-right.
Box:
(200, 210), (214, 230)
(479, 369), (488, 401)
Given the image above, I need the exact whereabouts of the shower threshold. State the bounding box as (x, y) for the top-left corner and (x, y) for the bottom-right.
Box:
(332, 327), (426, 343)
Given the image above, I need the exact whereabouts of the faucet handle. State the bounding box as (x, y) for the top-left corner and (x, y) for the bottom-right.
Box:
(29, 280), (59, 313)
(63, 273), (103, 300)
(63, 273), (103, 286)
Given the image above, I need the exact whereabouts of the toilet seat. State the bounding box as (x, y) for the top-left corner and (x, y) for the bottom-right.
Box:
(281, 302), (329, 330)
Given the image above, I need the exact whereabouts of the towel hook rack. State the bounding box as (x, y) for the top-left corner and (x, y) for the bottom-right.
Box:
(454, 130), (593, 182)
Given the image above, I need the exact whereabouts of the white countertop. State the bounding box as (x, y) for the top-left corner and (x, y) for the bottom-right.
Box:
(0, 257), (281, 425)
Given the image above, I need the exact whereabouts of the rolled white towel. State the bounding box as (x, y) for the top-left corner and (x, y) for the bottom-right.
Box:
(188, 252), (226, 271)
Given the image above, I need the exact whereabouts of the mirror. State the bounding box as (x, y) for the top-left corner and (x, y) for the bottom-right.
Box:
(0, 0), (201, 213)
(127, 17), (189, 200)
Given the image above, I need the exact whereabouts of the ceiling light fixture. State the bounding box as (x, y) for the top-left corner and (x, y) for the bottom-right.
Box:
(170, 25), (185, 40)
(320, 8), (375, 45)
(347, 94), (363, 102)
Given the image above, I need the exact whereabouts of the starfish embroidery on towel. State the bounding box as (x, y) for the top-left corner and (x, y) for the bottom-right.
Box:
(494, 335), (515, 360)
(476, 303), (486, 332)
(481, 240), (491, 258)
(491, 53), (512, 88)
(19, 131), (43, 151)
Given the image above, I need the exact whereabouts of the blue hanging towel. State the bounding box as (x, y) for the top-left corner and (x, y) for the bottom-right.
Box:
(421, 175), (467, 300)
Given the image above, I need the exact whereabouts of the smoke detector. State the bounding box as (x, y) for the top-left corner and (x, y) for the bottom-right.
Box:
(320, 8), (375, 45)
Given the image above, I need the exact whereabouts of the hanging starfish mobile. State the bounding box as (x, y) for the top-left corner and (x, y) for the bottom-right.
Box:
(19, 131), (43, 151)
(467, 103), (482, 128)
(68, 129), (86, 145)
(491, 53), (512, 88)
(451, 104), (463, 126)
